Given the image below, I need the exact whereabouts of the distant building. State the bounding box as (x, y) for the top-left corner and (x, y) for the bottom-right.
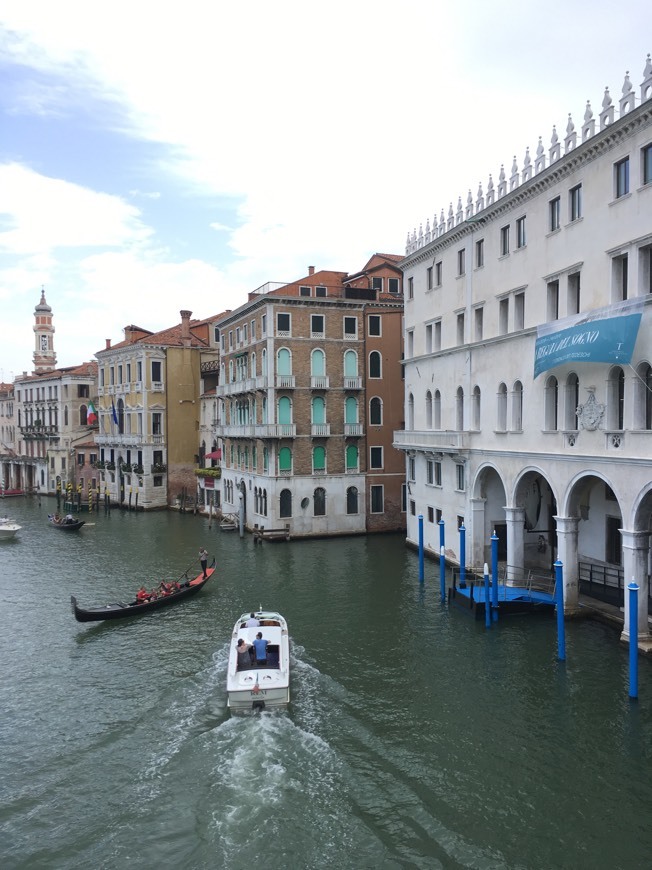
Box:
(397, 56), (652, 646)
(94, 311), (214, 509)
(9, 292), (98, 495)
(206, 255), (405, 537)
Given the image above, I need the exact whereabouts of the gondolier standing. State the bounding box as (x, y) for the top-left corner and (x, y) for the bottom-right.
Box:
(199, 547), (208, 579)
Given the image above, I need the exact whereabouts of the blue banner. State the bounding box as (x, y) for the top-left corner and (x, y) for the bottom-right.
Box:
(534, 310), (642, 378)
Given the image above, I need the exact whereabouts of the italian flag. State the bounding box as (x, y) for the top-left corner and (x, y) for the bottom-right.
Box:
(87, 401), (98, 426)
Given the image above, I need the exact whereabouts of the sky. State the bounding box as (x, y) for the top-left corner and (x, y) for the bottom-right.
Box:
(0, 1), (650, 380)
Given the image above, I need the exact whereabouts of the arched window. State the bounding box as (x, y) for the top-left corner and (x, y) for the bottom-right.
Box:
(262, 396), (268, 424)
(277, 396), (292, 425)
(607, 366), (625, 429)
(261, 348), (267, 376)
(250, 352), (256, 378)
(280, 488), (292, 518)
(279, 446), (292, 473)
(313, 446), (326, 473)
(117, 399), (125, 434)
(346, 444), (359, 471)
(455, 387), (464, 431)
(79, 404), (88, 426)
(263, 447), (269, 473)
(511, 381), (523, 431)
(254, 487), (259, 513)
(434, 390), (441, 430)
(369, 397), (382, 426)
(228, 359), (234, 382)
(544, 376), (559, 430)
(497, 383), (507, 431)
(369, 351), (382, 378)
(344, 350), (358, 377)
(262, 489), (267, 516)
(634, 362), (652, 429)
(312, 396), (325, 424)
(64, 405), (69, 426)
(313, 486), (326, 516)
(311, 348), (325, 376)
(276, 348), (292, 376)
(345, 396), (358, 424)
(408, 393), (414, 430)
(565, 373), (579, 430)
(346, 486), (359, 514)
(425, 391), (432, 429)
(472, 386), (481, 430)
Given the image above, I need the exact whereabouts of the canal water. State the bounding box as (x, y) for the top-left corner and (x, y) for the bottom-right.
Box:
(1, 499), (651, 869)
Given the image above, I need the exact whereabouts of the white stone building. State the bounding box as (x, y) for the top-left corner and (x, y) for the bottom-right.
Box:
(396, 56), (652, 648)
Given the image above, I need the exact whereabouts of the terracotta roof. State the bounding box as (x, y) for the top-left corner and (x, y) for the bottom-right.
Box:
(97, 319), (209, 353)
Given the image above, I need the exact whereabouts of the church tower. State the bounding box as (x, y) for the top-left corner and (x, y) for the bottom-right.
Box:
(33, 288), (57, 373)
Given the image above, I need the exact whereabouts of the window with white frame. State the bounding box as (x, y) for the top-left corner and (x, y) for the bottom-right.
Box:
(500, 225), (510, 256)
(408, 277), (414, 299)
(344, 316), (357, 338)
(368, 315), (381, 336)
(516, 216), (526, 248)
(427, 266), (433, 290)
(388, 277), (399, 293)
(474, 306), (483, 340)
(514, 292), (525, 330)
(643, 143), (652, 186)
(369, 397), (382, 425)
(408, 456), (415, 481)
(475, 238), (484, 268)
(615, 157), (630, 198)
(568, 272), (581, 314)
(569, 184), (582, 221)
(315, 286), (327, 297)
(455, 463), (465, 491)
(549, 196), (561, 232)
(457, 248), (466, 276)
(276, 312), (291, 336)
(370, 446), (383, 469)
(370, 485), (384, 513)
(311, 314), (324, 337)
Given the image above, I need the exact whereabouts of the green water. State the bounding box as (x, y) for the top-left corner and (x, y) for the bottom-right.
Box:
(1, 499), (651, 869)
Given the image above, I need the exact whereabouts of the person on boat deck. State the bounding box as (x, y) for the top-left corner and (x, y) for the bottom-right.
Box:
(252, 632), (268, 666)
(245, 613), (260, 627)
(65, 513), (73, 523)
(199, 547), (208, 578)
(236, 638), (253, 670)
(136, 586), (149, 603)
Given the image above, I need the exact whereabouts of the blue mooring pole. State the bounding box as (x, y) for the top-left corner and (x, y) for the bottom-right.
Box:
(439, 545), (446, 604)
(439, 518), (445, 549)
(459, 524), (466, 588)
(628, 581), (639, 700)
(491, 530), (499, 620)
(554, 559), (565, 661)
(484, 563), (491, 628)
(418, 514), (424, 583)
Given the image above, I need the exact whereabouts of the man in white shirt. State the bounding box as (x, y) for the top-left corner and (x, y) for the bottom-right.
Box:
(245, 613), (260, 627)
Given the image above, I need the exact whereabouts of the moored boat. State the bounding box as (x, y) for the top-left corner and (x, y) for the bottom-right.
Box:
(71, 559), (216, 622)
(0, 517), (22, 540)
(226, 610), (290, 712)
(48, 514), (85, 531)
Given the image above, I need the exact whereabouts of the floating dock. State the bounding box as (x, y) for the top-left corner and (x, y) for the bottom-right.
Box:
(449, 580), (556, 619)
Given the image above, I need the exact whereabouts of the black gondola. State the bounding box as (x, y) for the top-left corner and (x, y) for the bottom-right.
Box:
(49, 514), (85, 531)
(71, 559), (216, 622)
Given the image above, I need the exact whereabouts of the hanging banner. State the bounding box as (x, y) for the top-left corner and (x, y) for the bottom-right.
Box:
(534, 299), (643, 378)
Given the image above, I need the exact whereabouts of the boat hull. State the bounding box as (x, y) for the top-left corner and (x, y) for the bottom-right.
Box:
(0, 525), (21, 540)
(49, 515), (85, 531)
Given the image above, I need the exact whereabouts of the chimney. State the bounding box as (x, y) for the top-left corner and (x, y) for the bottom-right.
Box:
(180, 310), (192, 347)
(308, 266), (315, 276)
(105, 339), (111, 349)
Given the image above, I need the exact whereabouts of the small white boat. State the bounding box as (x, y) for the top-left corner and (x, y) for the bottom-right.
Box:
(0, 517), (22, 540)
(226, 610), (290, 712)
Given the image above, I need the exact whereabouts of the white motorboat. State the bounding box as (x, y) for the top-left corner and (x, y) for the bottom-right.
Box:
(226, 610), (290, 712)
(0, 517), (22, 540)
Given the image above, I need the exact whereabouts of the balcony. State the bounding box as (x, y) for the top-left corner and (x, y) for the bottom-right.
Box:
(152, 381), (164, 392)
(393, 429), (469, 453)
(254, 424), (296, 438)
(311, 376), (329, 390)
(151, 463), (167, 474)
(344, 423), (364, 437)
(19, 424), (59, 440)
(311, 423), (331, 437)
(275, 375), (295, 389)
(95, 433), (165, 447)
(343, 376), (362, 390)
(218, 424), (256, 438)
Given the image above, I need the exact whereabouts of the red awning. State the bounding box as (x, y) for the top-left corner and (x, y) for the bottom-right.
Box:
(205, 450), (222, 460)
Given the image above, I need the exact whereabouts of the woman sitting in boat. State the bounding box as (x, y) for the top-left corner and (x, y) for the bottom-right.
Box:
(236, 638), (253, 670)
(135, 586), (149, 604)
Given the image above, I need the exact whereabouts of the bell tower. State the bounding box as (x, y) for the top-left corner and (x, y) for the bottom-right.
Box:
(33, 288), (57, 373)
